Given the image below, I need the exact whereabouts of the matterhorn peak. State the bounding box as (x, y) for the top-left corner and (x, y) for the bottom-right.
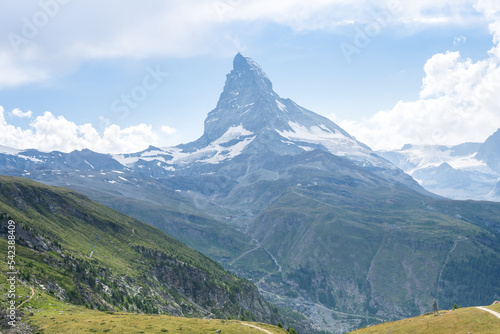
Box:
(223, 53), (273, 95)
(180, 53), (378, 163)
(196, 53), (280, 143)
(233, 53), (270, 80)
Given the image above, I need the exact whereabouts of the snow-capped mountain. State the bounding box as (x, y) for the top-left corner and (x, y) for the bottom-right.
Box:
(0, 146), (123, 172)
(378, 138), (500, 201)
(180, 53), (376, 162)
(111, 53), (397, 173)
(98, 53), (422, 192)
(3, 54), (499, 204)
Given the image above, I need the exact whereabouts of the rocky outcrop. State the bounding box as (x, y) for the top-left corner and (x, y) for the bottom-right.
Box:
(137, 246), (277, 322)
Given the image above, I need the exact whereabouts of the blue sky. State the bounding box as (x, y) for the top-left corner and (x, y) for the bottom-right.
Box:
(1, 0), (500, 153)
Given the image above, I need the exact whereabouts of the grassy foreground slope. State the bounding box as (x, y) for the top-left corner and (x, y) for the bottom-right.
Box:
(0, 270), (286, 334)
(0, 175), (279, 326)
(351, 303), (500, 334)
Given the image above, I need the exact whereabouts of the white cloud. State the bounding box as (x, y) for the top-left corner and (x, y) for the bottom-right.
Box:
(474, 0), (500, 57)
(220, 0), (483, 30)
(0, 0), (487, 88)
(339, 29), (500, 150)
(0, 49), (49, 88)
(334, 0), (500, 150)
(11, 108), (32, 118)
(0, 107), (158, 153)
(161, 125), (177, 135)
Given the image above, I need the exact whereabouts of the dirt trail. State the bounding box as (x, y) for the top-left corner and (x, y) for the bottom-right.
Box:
(476, 306), (500, 319)
(17, 286), (35, 309)
(239, 322), (275, 333)
(230, 245), (260, 265)
(436, 237), (466, 297)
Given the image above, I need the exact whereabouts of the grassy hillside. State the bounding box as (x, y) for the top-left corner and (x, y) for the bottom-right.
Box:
(0, 269), (287, 334)
(0, 175), (280, 328)
(351, 303), (500, 333)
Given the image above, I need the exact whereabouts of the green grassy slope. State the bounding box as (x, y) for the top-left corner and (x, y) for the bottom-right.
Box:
(0, 268), (287, 334)
(350, 303), (500, 334)
(0, 175), (279, 326)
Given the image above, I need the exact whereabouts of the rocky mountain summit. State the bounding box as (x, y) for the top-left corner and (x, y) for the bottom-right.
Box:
(184, 53), (370, 158)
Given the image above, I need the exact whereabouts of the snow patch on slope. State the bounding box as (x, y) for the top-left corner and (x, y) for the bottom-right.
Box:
(171, 125), (255, 165)
(378, 144), (500, 201)
(18, 155), (43, 163)
(112, 149), (174, 167)
(113, 125), (256, 167)
(277, 121), (373, 158)
(215, 125), (253, 144)
(112, 155), (140, 167)
(276, 100), (286, 112)
(278, 122), (344, 142)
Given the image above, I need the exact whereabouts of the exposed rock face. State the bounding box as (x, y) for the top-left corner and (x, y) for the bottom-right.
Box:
(181, 53), (400, 172)
(138, 246), (276, 321)
(0, 219), (56, 252)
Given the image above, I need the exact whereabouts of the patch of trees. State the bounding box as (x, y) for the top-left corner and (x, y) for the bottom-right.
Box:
(440, 253), (500, 308)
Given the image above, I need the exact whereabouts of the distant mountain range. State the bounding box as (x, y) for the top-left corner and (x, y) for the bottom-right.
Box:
(377, 128), (500, 202)
(1, 53), (500, 333)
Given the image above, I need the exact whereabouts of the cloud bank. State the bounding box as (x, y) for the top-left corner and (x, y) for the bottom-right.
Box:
(0, 0), (485, 88)
(0, 107), (176, 153)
